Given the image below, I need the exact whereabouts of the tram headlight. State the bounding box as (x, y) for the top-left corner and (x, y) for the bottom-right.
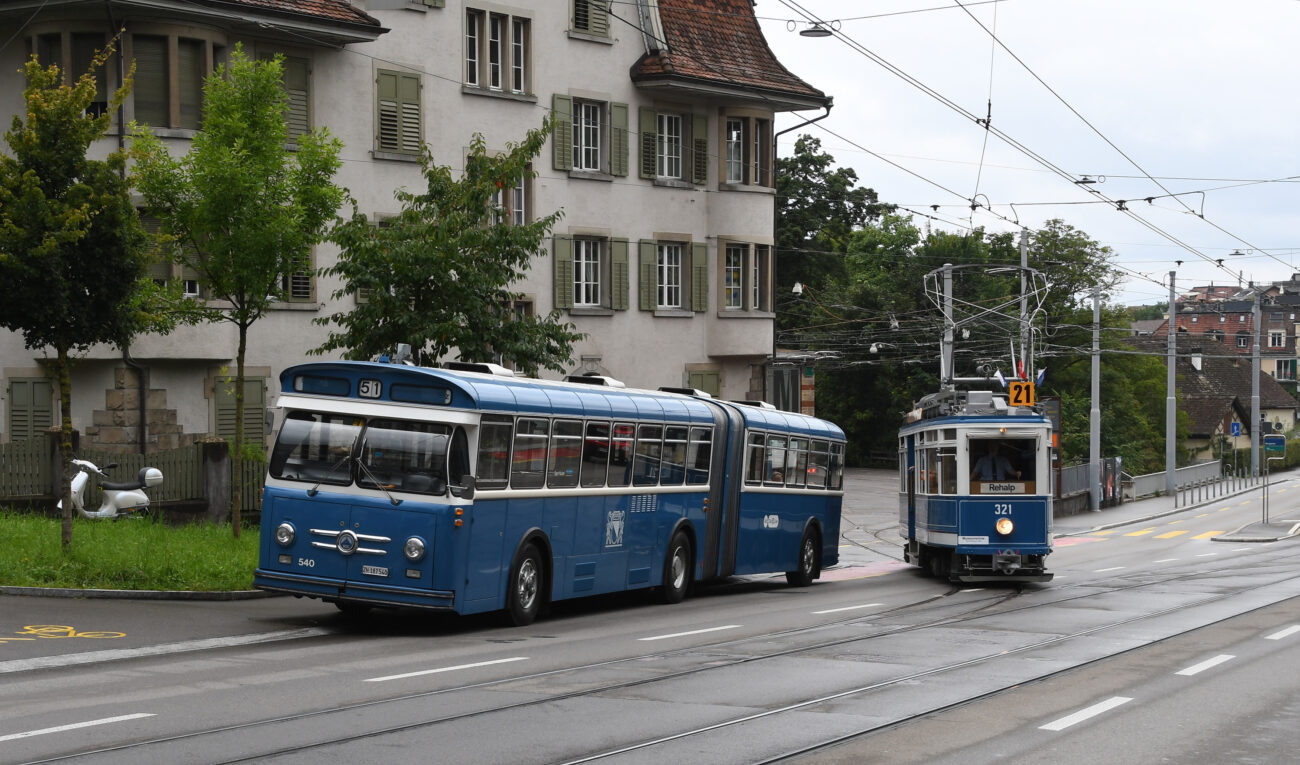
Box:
(403, 536), (427, 563)
(995, 517), (1014, 536)
(275, 522), (296, 546)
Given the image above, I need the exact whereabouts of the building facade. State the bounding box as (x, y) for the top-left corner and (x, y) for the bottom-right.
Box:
(0, 0), (829, 450)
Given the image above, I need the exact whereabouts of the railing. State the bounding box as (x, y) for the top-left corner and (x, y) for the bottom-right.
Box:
(1058, 463), (1090, 497)
(0, 438), (49, 498)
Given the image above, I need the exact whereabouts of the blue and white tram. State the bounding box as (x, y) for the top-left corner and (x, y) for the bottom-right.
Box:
(253, 361), (846, 624)
(898, 389), (1054, 583)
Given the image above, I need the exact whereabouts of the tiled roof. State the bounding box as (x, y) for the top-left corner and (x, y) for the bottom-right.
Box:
(631, 0), (828, 108)
(203, 0), (380, 28)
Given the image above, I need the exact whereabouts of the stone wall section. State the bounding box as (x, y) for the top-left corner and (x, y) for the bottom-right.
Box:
(84, 367), (199, 454)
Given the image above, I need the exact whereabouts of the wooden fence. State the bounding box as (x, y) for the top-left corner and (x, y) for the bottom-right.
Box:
(0, 431), (264, 517)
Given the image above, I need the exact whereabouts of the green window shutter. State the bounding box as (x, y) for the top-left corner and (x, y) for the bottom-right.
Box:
(133, 35), (168, 127)
(610, 102), (629, 177)
(692, 113), (709, 185)
(576, 0), (610, 35)
(639, 107), (657, 179)
(639, 239), (656, 310)
(215, 377), (268, 446)
(283, 56), (310, 142)
(553, 235), (574, 309)
(688, 371), (720, 397)
(377, 71), (421, 154)
(552, 93), (573, 171)
(7, 378), (53, 441)
(610, 237), (629, 310)
(691, 242), (709, 312)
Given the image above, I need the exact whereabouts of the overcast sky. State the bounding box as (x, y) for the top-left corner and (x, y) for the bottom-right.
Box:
(756, 0), (1300, 307)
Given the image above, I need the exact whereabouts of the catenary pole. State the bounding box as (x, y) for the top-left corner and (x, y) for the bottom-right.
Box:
(1091, 287), (1101, 511)
(1166, 272), (1177, 497)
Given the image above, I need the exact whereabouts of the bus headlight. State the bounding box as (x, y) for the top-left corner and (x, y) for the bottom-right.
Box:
(403, 536), (427, 562)
(995, 518), (1014, 536)
(275, 522), (296, 546)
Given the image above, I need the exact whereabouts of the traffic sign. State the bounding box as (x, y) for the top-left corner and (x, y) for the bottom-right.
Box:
(1264, 434), (1286, 453)
(1231, 422), (1241, 437)
(1008, 380), (1035, 407)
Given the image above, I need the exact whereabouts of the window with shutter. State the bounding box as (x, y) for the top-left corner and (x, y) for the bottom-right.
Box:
(282, 56), (310, 142)
(133, 35), (168, 127)
(639, 108), (656, 179)
(214, 377), (267, 446)
(691, 113), (709, 185)
(691, 242), (708, 312)
(552, 94), (573, 171)
(7, 378), (54, 442)
(553, 235), (574, 310)
(376, 70), (422, 155)
(610, 238), (629, 310)
(574, 0), (610, 36)
(177, 38), (204, 129)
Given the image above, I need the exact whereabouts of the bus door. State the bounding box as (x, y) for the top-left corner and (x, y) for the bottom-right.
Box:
(904, 434), (917, 542)
(699, 402), (740, 580)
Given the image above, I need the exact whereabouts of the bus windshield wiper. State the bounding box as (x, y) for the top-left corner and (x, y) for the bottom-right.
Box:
(307, 454), (352, 497)
(355, 459), (402, 506)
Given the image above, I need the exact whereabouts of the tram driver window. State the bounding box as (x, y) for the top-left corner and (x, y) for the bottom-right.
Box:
(969, 439), (1029, 482)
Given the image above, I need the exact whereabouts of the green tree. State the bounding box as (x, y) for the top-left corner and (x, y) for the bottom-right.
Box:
(0, 49), (157, 547)
(132, 46), (345, 535)
(775, 134), (889, 325)
(315, 121), (583, 374)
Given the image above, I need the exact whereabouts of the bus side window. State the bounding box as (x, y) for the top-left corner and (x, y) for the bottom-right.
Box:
(548, 419), (582, 488)
(581, 421), (611, 488)
(512, 417), (549, 489)
(448, 427), (470, 494)
(807, 440), (829, 489)
(607, 423), (634, 487)
(660, 426), (688, 485)
(765, 435), (788, 485)
(745, 432), (765, 485)
(476, 415), (513, 490)
(686, 427), (711, 485)
(633, 424), (663, 486)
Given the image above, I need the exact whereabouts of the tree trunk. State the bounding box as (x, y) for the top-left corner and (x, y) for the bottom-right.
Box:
(231, 323), (247, 538)
(56, 347), (74, 549)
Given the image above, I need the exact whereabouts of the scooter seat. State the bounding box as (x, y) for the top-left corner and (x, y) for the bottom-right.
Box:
(99, 467), (156, 492)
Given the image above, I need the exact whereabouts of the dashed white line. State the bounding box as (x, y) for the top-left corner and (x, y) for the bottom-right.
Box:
(812, 603), (885, 615)
(365, 656), (528, 682)
(1176, 654), (1235, 676)
(960, 588), (985, 593)
(0, 713), (155, 743)
(1040, 697), (1133, 731)
(1265, 625), (1300, 641)
(1154, 558), (1179, 563)
(638, 625), (741, 642)
(1196, 552), (1218, 558)
(1094, 566), (1126, 572)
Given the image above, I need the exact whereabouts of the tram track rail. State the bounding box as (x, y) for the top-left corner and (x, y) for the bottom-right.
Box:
(22, 548), (1300, 765)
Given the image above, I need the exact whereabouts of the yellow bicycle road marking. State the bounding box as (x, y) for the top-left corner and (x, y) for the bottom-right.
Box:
(0, 625), (125, 645)
(1124, 527), (1157, 537)
(1155, 530), (1190, 539)
(1192, 531), (1225, 540)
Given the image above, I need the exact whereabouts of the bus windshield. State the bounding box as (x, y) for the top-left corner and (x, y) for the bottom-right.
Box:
(269, 411), (362, 486)
(358, 419), (451, 494)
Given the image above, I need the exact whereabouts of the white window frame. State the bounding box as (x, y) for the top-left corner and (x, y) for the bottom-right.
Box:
(574, 239), (603, 307)
(465, 11), (480, 87)
(657, 242), (683, 309)
(657, 113), (683, 179)
(724, 245), (744, 309)
(465, 9), (529, 95)
(725, 118), (744, 183)
(573, 100), (602, 171)
(1269, 330), (1285, 348)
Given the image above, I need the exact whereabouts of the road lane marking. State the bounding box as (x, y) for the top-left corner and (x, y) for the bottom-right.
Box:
(365, 656), (528, 683)
(0, 713), (155, 743)
(1039, 697), (1133, 731)
(1124, 528), (1157, 537)
(1154, 558), (1179, 563)
(1176, 654), (1235, 676)
(0, 628), (332, 675)
(1092, 529), (1117, 536)
(1195, 513), (1209, 518)
(1192, 531), (1225, 540)
(1265, 625), (1300, 640)
(1094, 566), (1125, 572)
(638, 625), (741, 641)
(812, 603), (885, 615)
(1196, 552), (1218, 557)
(1155, 530), (1189, 539)
(960, 588), (985, 593)
(1231, 547), (1252, 551)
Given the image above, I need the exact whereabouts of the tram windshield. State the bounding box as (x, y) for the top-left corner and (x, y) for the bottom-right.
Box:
(969, 439), (1034, 482)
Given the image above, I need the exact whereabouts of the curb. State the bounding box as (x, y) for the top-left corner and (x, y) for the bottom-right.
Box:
(0, 586), (277, 601)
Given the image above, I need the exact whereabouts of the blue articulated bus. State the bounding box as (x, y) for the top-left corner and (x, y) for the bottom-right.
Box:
(254, 361), (846, 625)
(898, 389), (1054, 583)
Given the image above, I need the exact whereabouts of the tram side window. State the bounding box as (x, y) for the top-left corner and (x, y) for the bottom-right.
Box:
(807, 440), (829, 489)
(548, 419), (583, 488)
(937, 446), (957, 495)
(744, 432), (765, 485)
(765, 435), (788, 485)
(358, 419), (451, 494)
(269, 411), (361, 485)
(476, 415), (513, 489)
(661, 426), (688, 485)
(686, 427), (712, 485)
(512, 417), (549, 489)
(581, 420), (611, 488)
(607, 422), (634, 487)
(633, 424), (663, 486)
(785, 437), (808, 488)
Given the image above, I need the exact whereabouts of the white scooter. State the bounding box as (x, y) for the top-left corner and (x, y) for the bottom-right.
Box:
(57, 459), (164, 520)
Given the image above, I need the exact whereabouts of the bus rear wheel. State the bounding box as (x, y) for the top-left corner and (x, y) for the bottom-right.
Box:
(507, 543), (543, 626)
(659, 531), (692, 604)
(786, 528), (820, 587)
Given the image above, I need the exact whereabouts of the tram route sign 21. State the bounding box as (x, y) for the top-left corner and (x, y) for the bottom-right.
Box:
(1008, 381), (1035, 407)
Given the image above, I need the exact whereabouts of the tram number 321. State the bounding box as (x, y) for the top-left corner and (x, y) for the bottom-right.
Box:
(994, 504), (1012, 515)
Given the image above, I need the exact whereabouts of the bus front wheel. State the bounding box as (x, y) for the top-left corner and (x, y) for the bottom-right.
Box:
(786, 528), (820, 587)
(507, 543), (543, 626)
(659, 531), (692, 604)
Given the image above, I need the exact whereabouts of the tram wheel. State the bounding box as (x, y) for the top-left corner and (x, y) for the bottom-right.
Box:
(785, 528), (820, 587)
(929, 548), (949, 579)
(659, 531), (692, 604)
(506, 543), (543, 626)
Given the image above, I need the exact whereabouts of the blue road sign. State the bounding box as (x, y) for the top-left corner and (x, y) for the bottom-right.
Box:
(1264, 434), (1286, 453)
(1231, 422), (1241, 437)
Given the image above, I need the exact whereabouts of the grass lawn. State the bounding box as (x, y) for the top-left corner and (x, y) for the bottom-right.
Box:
(0, 511), (260, 591)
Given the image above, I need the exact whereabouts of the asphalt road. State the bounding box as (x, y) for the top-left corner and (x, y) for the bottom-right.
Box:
(1, 469), (1298, 764)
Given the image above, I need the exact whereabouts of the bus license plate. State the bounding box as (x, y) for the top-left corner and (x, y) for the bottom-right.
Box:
(361, 565), (389, 577)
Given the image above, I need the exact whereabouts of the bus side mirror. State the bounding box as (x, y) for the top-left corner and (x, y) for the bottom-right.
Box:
(454, 475), (475, 500)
